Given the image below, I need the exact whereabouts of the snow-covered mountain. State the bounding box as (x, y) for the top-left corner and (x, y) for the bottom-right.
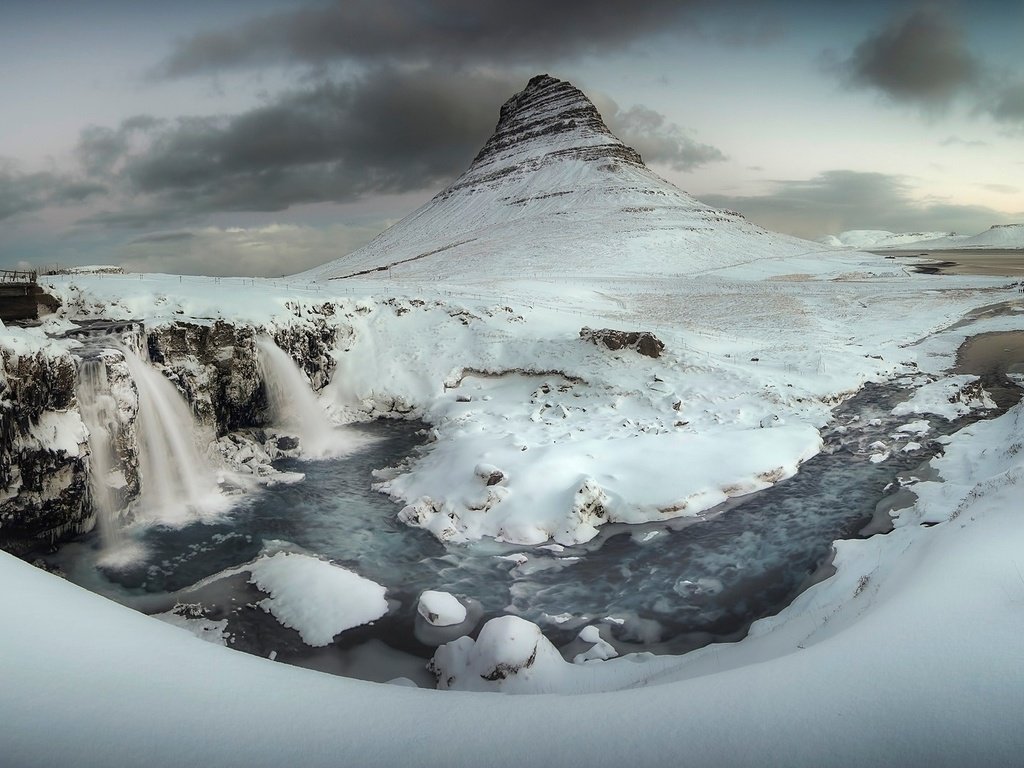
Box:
(305, 75), (818, 282)
(822, 223), (1024, 251)
(908, 223), (1024, 250)
(819, 230), (955, 249)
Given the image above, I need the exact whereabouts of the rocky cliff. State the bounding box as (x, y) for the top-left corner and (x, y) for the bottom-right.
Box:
(0, 307), (343, 555)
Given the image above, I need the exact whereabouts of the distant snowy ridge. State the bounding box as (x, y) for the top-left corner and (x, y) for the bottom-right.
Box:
(821, 223), (1024, 250)
(303, 74), (821, 283)
(818, 230), (954, 249)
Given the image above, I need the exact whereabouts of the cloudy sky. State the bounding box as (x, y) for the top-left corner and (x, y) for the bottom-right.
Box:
(1, 0), (1022, 276)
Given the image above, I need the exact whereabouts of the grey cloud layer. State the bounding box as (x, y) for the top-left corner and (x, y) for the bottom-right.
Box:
(836, 7), (978, 106)
(76, 69), (725, 226)
(0, 165), (106, 222)
(155, 0), (697, 78)
(982, 81), (1024, 127)
(700, 170), (1019, 239)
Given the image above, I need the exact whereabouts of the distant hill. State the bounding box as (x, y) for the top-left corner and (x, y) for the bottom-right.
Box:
(821, 224), (1024, 251)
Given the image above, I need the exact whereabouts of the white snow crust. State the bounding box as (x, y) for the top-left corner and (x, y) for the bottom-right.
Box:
(246, 552), (388, 646)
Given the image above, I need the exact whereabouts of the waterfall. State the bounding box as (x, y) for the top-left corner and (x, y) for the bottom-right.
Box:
(77, 357), (126, 552)
(119, 347), (225, 526)
(256, 336), (353, 458)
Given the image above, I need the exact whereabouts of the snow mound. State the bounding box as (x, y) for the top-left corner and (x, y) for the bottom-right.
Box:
(908, 223), (1024, 250)
(247, 552), (388, 646)
(891, 376), (996, 421)
(430, 615), (572, 692)
(417, 590), (467, 627)
(385, 422), (823, 545)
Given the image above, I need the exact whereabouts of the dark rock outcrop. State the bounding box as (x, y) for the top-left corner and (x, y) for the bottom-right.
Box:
(146, 315), (338, 436)
(0, 346), (90, 554)
(579, 327), (665, 358)
(447, 74), (645, 196)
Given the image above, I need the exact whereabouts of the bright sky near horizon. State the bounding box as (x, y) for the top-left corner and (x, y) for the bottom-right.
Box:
(1, 0), (1022, 276)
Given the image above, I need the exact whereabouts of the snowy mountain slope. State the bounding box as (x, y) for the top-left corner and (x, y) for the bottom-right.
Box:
(303, 75), (821, 283)
(906, 223), (1024, 250)
(819, 230), (955, 249)
(823, 224), (1024, 251)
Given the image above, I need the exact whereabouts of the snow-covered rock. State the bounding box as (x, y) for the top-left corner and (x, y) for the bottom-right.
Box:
(246, 552), (388, 647)
(417, 590), (467, 627)
(429, 615), (572, 692)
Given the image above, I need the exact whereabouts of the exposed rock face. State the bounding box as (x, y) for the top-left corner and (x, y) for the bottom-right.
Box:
(147, 316), (338, 436)
(447, 73), (645, 196)
(0, 311), (342, 554)
(579, 327), (665, 358)
(148, 321), (265, 435)
(0, 345), (90, 554)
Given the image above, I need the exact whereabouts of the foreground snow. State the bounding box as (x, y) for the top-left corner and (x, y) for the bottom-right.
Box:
(2, 401), (1023, 766)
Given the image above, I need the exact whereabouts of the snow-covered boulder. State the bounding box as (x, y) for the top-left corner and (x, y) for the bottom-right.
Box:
(247, 552), (388, 647)
(429, 616), (569, 692)
(417, 590), (467, 627)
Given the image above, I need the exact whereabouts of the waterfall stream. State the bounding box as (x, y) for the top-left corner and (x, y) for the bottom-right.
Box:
(119, 347), (224, 527)
(256, 336), (355, 458)
(77, 357), (126, 552)
(76, 343), (227, 560)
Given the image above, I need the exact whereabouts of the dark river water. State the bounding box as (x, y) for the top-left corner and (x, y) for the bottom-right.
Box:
(44, 373), (1005, 685)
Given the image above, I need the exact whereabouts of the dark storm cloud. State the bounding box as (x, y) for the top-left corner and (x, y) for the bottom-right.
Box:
(155, 0), (698, 78)
(835, 7), (978, 107)
(699, 170), (1017, 239)
(82, 70), (515, 224)
(77, 116), (167, 176)
(0, 169), (54, 220)
(80, 69), (724, 227)
(0, 165), (107, 222)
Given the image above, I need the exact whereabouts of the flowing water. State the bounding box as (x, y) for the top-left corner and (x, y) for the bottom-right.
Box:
(120, 347), (224, 526)
(73, 343), (228, 564)
(76, 358), (125, 551)
(256, 337), (353, 458)
(49, 366), (1006, 684)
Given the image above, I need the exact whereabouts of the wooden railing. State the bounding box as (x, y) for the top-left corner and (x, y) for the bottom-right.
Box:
(0, 269), (37, 284)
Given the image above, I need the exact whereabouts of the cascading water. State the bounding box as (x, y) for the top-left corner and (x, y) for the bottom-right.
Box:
(118, 346), (225, 526)
(256, 336), (353, 458)
(77, 356), (126, 552)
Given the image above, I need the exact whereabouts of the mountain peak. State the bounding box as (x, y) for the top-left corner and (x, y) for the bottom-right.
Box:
(452, 75), (644, 195)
